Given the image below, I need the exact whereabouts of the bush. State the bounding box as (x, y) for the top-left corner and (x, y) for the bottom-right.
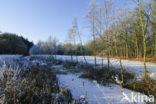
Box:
(0, 64), (73, 104)
(79, 66), (135, 85)
(125, 77), (156, 102)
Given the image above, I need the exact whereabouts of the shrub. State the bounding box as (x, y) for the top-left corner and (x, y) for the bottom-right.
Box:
(0, 63), (73, 104)
(125, 77), (156, 102)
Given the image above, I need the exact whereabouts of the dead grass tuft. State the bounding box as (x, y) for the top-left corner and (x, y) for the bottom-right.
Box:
(125, 77), (156, 102)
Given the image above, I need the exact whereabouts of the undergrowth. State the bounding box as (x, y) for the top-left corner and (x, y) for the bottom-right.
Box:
(79, 66), (135, 86)
(58, 59), (135, 86)
(0, 63), (73, 104)
(125, 77), (156, 103)
(57, 59), (156, 103)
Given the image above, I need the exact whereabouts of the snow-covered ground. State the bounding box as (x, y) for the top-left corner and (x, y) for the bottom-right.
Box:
(55, 55), (156, 79)
(0, 55), (22, 66)
(1, 54), (156, 80)
(0, 55), (155, 104)
(58, 73), (149, 104)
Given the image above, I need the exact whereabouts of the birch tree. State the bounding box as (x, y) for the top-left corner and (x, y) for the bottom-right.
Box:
(86, 0), (98, 67)
(72, 18), (88, 64)
(138, 0), (147, 78)
(102, 0), (114, 70)
(67, 28), (75, 61)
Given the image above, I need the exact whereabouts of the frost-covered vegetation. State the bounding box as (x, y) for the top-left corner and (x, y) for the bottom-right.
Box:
(54, 55), (156, 80)
(0, 55), (22, 66)
(29, 37), (90, 56)
(0, 0), (155, 103)
(0, 55), (155, 103)
(0, 57), (82, 104)
(34, 55), (156, 103)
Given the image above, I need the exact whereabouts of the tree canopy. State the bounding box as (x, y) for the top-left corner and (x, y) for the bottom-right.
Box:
(0, 33), (33, 55)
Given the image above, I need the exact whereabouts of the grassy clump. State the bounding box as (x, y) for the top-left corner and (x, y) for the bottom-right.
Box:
(125, 77), (156, 101)
(0, 63), (73, 104)
(63, 60), (79, 69)
(79, 66), (135, 85)
(30, 55), (63, 66)
(57, 59), (135, 85)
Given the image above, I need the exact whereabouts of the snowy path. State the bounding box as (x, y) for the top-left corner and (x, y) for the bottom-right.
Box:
(55, 55), (156, 79)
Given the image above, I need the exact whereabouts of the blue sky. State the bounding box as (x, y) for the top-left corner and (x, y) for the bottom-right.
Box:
(0, 0), (135, 44)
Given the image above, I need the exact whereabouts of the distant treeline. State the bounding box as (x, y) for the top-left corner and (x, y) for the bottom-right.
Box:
(29, 37), (90, 55)
(0, 33), (90, 56)
(0, 33), (33, 55)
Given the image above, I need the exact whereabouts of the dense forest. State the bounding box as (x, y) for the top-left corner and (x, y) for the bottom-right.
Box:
(0, 33), (33, 55)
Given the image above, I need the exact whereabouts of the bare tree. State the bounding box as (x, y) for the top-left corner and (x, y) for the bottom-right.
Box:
(101, 0), (114, 70)
(67, 28), (76, 61)
(86, 0), (98, 67)
(72, 18), (88, 64)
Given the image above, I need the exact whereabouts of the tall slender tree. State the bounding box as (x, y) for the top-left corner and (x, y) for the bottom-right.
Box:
(86, 0), (98, 67)
(138, 0), (147, 78)
(72, 18), (88, 64)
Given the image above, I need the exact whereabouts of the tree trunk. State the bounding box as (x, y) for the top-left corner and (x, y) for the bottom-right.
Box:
(125, 43), (128, 58)
(138, 0), (147, 78)
(102, 53), (104, 67)
(119, 46), (124, 85)
(155, 36), (156, 57)
(114, 35), (118, 56)
(135, 32), (139, 59)
(125, 31), (128, 58)
(107, 52), (110, 70)
(94, 56), (96, 68)
(74, 38), (78, 63)
(76, 21), (88, 65)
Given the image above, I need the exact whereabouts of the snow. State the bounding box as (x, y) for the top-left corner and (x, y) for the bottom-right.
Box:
(1, 54), (155, 79)
(0, 55), (154, 103)
(0, 55), (22, 66)
(57, 74), (147, 104)
(54, 55), (156, 79)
